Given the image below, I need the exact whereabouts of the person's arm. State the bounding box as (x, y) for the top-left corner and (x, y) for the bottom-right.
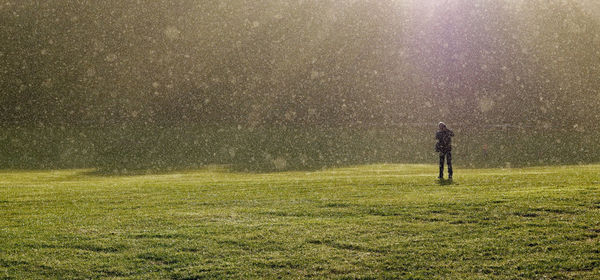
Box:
(449, 130), (454, 137)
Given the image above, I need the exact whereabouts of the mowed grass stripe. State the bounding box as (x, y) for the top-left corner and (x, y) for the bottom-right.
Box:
(0, 164), (599, 279)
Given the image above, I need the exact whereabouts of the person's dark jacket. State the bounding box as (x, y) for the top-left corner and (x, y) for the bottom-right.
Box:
(435, 129), (454, 153)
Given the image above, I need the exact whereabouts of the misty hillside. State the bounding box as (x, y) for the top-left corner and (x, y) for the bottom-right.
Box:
(1, 1), (600, 171)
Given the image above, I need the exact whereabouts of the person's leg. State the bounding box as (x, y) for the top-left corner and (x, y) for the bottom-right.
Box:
(439, 153), (445, 179)
(447, 152), (453, 179)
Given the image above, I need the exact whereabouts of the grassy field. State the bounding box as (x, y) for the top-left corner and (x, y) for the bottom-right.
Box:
(1, 164), (599, 279)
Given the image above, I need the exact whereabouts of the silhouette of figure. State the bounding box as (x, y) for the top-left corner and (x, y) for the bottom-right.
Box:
(482, 144), (488, 158)
(435, 122), (454, 180)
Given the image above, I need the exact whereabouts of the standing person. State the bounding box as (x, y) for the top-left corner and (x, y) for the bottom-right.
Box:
(435, 122), (454, 180)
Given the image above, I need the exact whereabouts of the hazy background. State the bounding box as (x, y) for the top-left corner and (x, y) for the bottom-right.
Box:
(1, 0), (599, 172)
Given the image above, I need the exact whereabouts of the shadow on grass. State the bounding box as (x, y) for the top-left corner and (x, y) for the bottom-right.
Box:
(83, 157), (409, 176)
(81, 162), (338, 176)
(81, 160), (434, 177)
(437, 178), (455, 186)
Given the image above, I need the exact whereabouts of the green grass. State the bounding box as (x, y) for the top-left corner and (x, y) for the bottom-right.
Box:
(1, 164), (599, 279)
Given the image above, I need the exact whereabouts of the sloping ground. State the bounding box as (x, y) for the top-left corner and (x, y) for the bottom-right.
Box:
(0, 164), (599, 279)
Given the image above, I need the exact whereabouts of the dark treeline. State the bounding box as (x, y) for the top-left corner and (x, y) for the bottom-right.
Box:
(2, 0), (599, 128)
(2, 125), (599, 172)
